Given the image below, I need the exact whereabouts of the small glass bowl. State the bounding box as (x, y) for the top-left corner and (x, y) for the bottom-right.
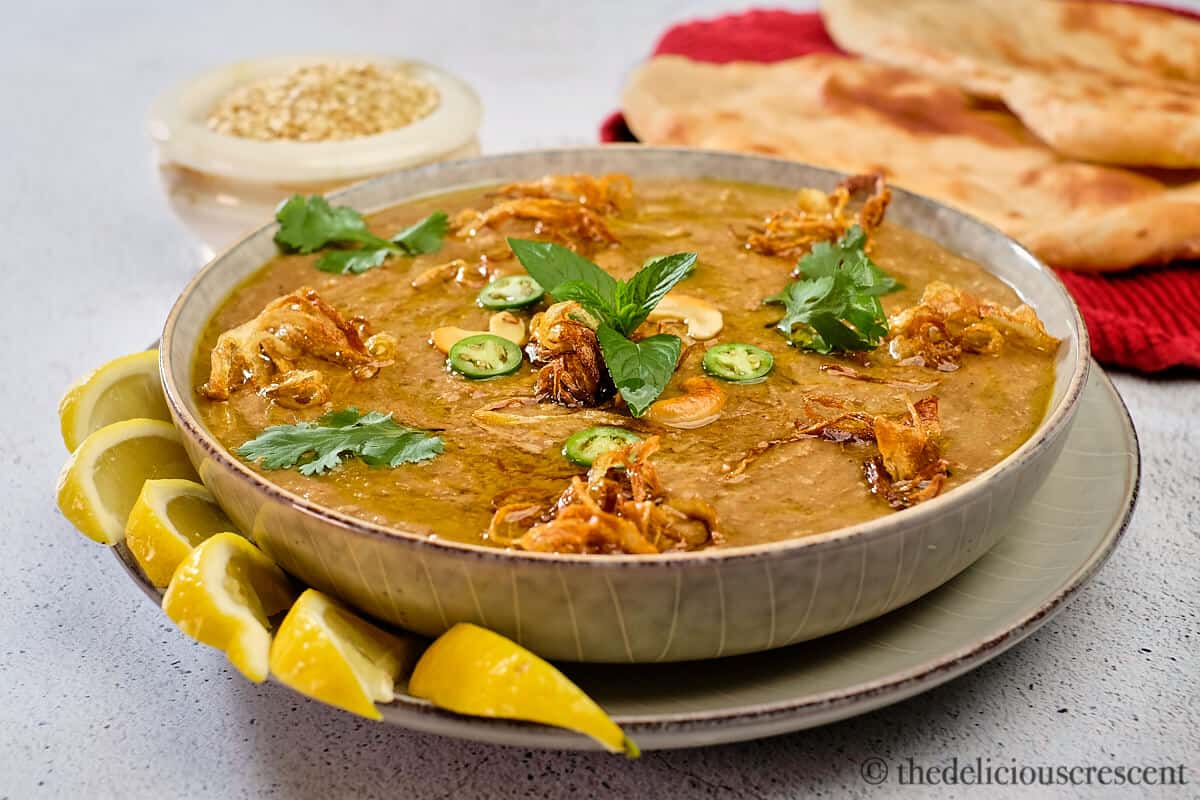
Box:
(149, 53), (482, 254)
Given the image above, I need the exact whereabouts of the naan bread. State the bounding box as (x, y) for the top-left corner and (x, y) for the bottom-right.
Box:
(621, 54), (1200, 271)
(821, 0), (1200, 167)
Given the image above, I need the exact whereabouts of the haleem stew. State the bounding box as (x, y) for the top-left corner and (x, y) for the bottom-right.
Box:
(193, 173), (1060, 554)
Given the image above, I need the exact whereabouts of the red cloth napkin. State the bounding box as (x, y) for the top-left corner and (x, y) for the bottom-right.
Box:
(600, 8), (1200, 372)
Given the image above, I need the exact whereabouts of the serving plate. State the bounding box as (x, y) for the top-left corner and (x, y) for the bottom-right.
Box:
(159, 147), (1090, 662)
(115, 363), (1135, 750)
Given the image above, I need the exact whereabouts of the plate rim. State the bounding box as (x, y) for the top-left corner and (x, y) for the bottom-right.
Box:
(112, 363), (1138, 751)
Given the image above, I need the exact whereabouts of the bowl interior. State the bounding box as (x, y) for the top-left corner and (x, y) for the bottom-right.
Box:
(161, 146), (1087, 556)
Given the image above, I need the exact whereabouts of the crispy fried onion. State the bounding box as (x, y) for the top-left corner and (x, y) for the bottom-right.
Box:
(200, 287), (393, 408)
(888, 281), (1060, 371)
(470, 397), (631, 454)
(743, 173), (891, 260)
(525, 302), (608, 407)
(452, 174), (632, 252)
(819, 363), (939, 392)
(453, 198), (618, 249)
(488, 437), (719, 555)
(725, 395), (949, 509)
(409, 247), (517, 290)
(493, 173), (632, 213)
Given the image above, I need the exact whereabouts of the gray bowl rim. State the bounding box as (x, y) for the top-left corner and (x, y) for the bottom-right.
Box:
(159, 145), (1091, 568)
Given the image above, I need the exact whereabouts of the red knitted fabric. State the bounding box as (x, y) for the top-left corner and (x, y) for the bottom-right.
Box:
(599, 8), (1200, 372)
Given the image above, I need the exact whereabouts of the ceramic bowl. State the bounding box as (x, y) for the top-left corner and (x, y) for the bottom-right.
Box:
(159, 147), (1089, 663)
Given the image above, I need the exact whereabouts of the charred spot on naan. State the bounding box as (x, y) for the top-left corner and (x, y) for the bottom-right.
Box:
(819, 70), (1030, 148)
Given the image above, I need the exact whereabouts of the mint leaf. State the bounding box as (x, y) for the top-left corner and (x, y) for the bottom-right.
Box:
(507, 238), (619, 308)
(508, 239), (697, 338)
(392, 211), (449, 255)
(616, 252), (696, 332)
(316, 248), (391, 275)
(275, 195), (390, 253)
(508, 241), (695, 411)
(596, 325), (682, 416)
(547, 280), (615, 316)
(236, 408), (443, 476)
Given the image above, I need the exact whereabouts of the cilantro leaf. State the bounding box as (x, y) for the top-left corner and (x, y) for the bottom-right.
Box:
(614, 252), (696, 332)
(236, 408), (443, 476)
(275, 196), (447, 274)
(794, 225), (900, 296)
(596, 325), (682, 417)
(275, 195), (389, 253)
(766, 268), (889, 354)
(316, 248), (392, 275)
(506, 238), (619, 307)
(392, 211), (449, 255)
(764, 226), (898, 354)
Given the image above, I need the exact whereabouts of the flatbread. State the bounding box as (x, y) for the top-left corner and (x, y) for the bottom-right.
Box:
(820, 0), (1200, 167)
(621, 54), (1200, 271)
(1001, 71), (1200, 167)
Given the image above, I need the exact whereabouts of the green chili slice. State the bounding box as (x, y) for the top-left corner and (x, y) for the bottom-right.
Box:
(477, 275), (545, 310)
(447, 334), (523, 379)
(702, 343), (774, 383)
(563, 426), (643, 467)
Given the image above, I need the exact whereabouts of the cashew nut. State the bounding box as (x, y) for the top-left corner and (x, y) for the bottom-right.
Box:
(644, 377), (727, 429)
(432, 312), (527, 354)
(647, 293), (724, 340)
(488, 311), (527, 346)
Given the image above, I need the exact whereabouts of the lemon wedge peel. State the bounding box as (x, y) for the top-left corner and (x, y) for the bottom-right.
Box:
(56, 418), (199, 545)
(269, 589), (422, 721)
(409, 623), (639, 757)
(125, 478), (235, 587)
(59, 350), (170, 451)
(163, 532), (297, 683)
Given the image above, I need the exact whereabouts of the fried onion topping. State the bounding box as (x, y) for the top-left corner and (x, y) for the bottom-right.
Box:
(452, 174), (633, 253)
(887, 281), (1060, 371)
(525, 302), (608, 407)
(493, 173), (633, 213)
(743, 173), (892, 260)
(725, 395), (949, 509)
(488, 436), (719, 555)
(200, 287), (391, 404)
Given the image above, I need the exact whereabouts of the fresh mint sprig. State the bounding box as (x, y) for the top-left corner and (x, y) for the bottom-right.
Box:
(507, 238), (697, 415)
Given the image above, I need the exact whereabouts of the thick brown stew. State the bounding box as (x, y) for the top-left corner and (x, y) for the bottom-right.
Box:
(194, 174), (1058, 554)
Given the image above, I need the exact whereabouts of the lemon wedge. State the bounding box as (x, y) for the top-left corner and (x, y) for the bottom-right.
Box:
(125, 478), (234, 587)
(56, 419), (199, 544)
(59, 350), (170, 451)
(269, 589), (422, 720)
(163, 532), (297, 683)
(409, 623), (638, 756)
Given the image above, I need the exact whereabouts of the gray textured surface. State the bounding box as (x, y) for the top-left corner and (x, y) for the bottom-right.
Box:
(1, 1), (1197, 798)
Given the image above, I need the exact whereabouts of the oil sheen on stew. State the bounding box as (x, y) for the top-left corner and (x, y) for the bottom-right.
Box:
(193, 176), (1057, 552)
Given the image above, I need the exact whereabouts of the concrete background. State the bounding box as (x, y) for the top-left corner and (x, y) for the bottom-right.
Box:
(1, 1), (1197, 797)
